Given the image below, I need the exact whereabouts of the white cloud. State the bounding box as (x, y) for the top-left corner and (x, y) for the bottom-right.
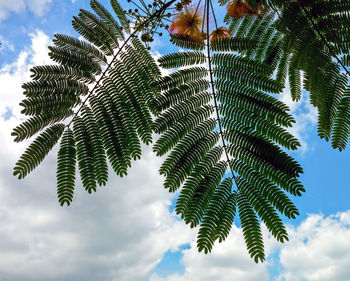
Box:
(0, 29), (51, 118)
(278, 211), (350, 281)
(151, 211), (350, 281)
(150, 225), (270, 281)
(0, 30), (194, 281)
(0, 35), (15, 52)
(0, 0), (52, 21)
(279, 82), (318, 154)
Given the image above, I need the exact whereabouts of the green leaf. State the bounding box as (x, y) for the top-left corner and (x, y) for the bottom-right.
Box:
(57, 128), (76, 206)
(14, 124), (65, 179)
(237, 190), (265, 263)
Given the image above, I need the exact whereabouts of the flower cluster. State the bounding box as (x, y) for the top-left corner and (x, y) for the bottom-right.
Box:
(170, 7), (205, 42)
(226, 0), (266, 19)
(170, 6), (231, 43)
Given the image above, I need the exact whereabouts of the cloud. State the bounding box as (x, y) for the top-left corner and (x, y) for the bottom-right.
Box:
(279, 82), (318, 154)
(150, 211), (350, 281)
(0, 35), (15, 53)
(149, 225), (270, 281)
(0, 0), (52, 21)
(0, 30), (194, 281)
(278, 211), (350, 281)
(0, 29), (51, 118)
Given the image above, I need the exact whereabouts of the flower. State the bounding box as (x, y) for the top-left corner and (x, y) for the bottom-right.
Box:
(226, 0), (259, 18)
(210, 26), (231, 43)
(170, 6), (204, 42)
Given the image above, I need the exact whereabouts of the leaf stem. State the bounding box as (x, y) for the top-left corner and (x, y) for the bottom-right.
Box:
(205, 0), (237, 185)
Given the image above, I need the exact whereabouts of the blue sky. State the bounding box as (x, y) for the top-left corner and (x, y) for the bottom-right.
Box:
(0, 1), (350, 280)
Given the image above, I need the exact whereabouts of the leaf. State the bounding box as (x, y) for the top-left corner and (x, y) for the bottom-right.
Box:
(14, 124), (65, 179)
(57, 128), (76, 206)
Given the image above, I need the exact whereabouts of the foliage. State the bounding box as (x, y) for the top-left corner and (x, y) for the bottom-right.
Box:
(12, 0), (350, 263)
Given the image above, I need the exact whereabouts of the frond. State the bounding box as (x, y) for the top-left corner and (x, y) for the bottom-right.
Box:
(231, 159), (300, 219)
(341, 54), (350, 66)
(22, 79), (88, 97)
(81, 106), (108, 186)
(19, 94), (80, 116)
(214, 66), (283, 93)
(153, 106), (213, 156)
(30, 65), (96, 84)
(53, 34), (107, 65)
(215, 80), (295, 127)
(263, 34), (283, 68)
(110, 0), (130, 33)
(169, 34), (205, 50)
(318, 64), (348, 141)
(57, 128), (76, 206)
(131, 38), (161, 79)
(234, 15), (255, 38)
(245, 13), (274, 58)
(154, 67), (208, 91)
(73, 116), (97, 193)
(213, 53), (273, 76)
(237, 190), (265, 263)
(90, 0), (124, 40)
(210, 37), (257, 52)
(158, 51), (206, 69)
(14, 1), (159, 201)
(48, 46), (102, 75)
(12, 109), (73, 142)
(152, 92), (212, 133)
(197, 178), (237, 253)
(238, 177), (289, 243)
(13, 124), (65, 179)
(288, 67), (302, 102)
(331, 85), (350, 151)
(151, 79), (210, 112)
(72, 14), (114, 56)
(276, 51), (289, 86)
(79, 9), (120, 48)
(176, 161), (228, 227)
(163, 131), (220, 192)
(89, 94), (130, 177)
(155, 42), (303, 262)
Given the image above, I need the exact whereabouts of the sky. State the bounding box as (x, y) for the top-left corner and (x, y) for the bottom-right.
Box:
(0, 0), (350, 280)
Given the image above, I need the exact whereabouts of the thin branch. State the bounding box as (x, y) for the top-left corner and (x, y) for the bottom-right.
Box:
(67, 0), (177, 128)
(194, 0), (203, 18)
(129, 0), (149, 15)
(205, 0), (237, 184)
(201, 0), (207, 33)
(209, 0), (218, 30)
(296, 0), (350, 77)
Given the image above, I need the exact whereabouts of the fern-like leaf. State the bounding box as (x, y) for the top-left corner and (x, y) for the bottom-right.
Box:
(14, 124), (65, 179)
(57, 128), (76, 206)
(169, 34), (205, 50)
(238, 190), (265, 263)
